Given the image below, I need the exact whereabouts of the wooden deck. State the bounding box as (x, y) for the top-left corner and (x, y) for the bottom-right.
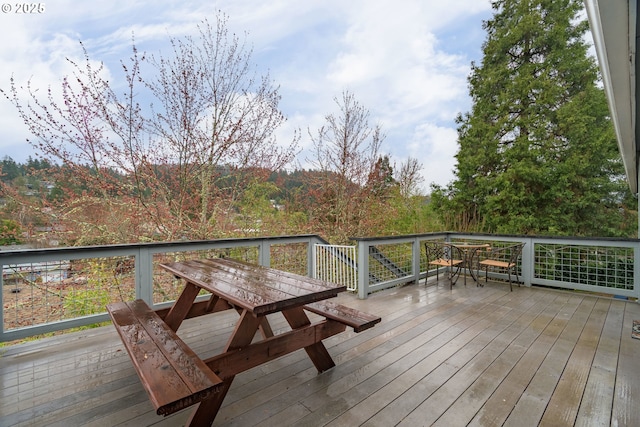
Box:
(2, 279), (640, 426)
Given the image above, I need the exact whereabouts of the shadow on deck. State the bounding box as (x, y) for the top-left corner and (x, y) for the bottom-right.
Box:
(2, 277), (639, 426)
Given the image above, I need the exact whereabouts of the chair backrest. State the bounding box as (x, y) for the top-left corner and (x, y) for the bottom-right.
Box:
(507, 242), (525, 265)
(424, 241), (461, 262)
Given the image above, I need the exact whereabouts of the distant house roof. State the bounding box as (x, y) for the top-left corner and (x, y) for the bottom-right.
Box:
(585, 0), (638, 193)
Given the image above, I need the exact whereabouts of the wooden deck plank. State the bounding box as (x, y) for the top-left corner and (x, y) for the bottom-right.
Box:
(385, 290), (564, 425)
(574, 299), (624, 427)
(324, 300), (505, 422)
(304, 291), (508, 411)
(611, 300), (640, 427)
(427, 292), (567, 426)
(355, 292), (550, 426)
(0, 342), (136, 415)
(538, 297), (610, 426)
(259, 403), (311, 427)
(1, 280), (638, 427)
(215, 284), (506, 425)
(502, 296), (597, 426)
(82, 398), (156, 427)
(465, 294), (582, 427)
(330, 292), (533, 427)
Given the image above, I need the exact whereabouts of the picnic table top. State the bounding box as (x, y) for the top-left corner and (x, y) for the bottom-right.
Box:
(160, 258), (347, 316)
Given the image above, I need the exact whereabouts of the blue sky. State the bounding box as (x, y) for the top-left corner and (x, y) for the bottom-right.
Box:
(0, 0), (494, 189)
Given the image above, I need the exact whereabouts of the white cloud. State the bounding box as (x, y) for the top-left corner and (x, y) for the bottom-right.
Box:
(409, 123), (460, 190)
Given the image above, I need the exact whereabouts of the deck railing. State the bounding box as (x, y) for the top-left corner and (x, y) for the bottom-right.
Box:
(0, 235), (325, 342)
(313, 244), (358, 291)
(353, 232), (640, 300)
(2, 232), (638, 342)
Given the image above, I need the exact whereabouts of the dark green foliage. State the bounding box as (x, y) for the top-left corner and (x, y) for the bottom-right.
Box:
(536, 246), (634, 290)
(1, 156), (52, 183)
(431, 0), (636, 237)
(551, 259), (633, 290)
(0, 156), (21, 182)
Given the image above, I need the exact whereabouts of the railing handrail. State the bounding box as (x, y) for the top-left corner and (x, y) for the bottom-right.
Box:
(350, 231), (640, 244)
(0, 234), (324, 259)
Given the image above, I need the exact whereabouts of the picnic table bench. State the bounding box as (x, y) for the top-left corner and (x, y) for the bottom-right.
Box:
(107, 299), (223, 416)
(107, 258), (380, 426)
(304, 300), (380, 333)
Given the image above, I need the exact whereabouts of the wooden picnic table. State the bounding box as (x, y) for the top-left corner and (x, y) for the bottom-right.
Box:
(107, 257), (380, 427)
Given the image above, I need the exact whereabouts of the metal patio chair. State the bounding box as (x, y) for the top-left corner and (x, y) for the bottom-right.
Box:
(478, 243), (525, 291)
(424, 241), (464, 288)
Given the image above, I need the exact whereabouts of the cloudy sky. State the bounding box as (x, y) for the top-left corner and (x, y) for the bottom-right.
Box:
(0, 0), (494, 190)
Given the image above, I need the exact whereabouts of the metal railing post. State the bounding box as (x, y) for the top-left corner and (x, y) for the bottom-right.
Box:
(137, 247), (154, 304)
(412, 237), (421, 285)
(357, 240), (369, 299)
(258, 239), (271, 267)
(521, 237), (534, 287)
(310, 242), (318, 279)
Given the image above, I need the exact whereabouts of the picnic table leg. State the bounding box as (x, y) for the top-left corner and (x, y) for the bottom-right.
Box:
(231, 307), (273, 339)
(186, 309), (261, 427)
(282, 306), (336, 373)
(258, 317), (274, 338)
(205, 294), (219, 312)
(164, 281), (201, 332)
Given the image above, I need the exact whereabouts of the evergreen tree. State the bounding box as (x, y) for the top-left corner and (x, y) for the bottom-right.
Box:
(431, 0), (635, 237)
(0, 156), (21, 182)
